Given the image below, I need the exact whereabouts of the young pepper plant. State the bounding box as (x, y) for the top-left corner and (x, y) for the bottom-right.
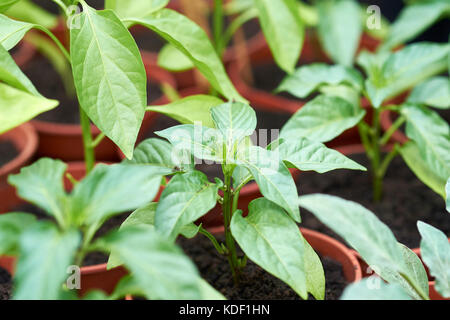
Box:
(276, 41), (450, 201)
(0, 158), (224, 300)
(108, 101), (366, 299)
(0, 0), (244, 171)
(298, 187), (450, 300)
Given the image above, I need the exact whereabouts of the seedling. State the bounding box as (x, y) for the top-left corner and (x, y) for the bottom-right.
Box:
(298, 182), (450, 300)
(277, 41), (450, 201)
(109, 101), (367, 299)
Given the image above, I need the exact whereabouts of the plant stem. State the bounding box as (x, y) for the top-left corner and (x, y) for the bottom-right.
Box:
(370, 108), (383, 202)
(199, 227), (224, 255)
(222, 171), (241, 284)
(212, 0), (224, 55)
(79, 107), (95, 173)
(379, 115), (405, 146)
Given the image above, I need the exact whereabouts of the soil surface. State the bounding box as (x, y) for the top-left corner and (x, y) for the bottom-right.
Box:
(0, 267), (12, 300)
(299, 153), (449, 249)
(0, 141), (19, 168)
(179, 233), (347, 300)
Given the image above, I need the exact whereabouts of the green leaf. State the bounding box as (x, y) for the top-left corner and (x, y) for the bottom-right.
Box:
(340, 278), (413, 300)
(237, 146), (300, 222)
(198, 278), (226, 300)
(402, 105), (450, 196)
(105, 0), (168, 22)
(303, 239), (326, 300)
(319, 84), (361, 108)
(5, 0), (58, 29)
(156, 124), (224, 163)
(231, 198), (324, 299)
(211, 102), (257, 150)
(8, 158), (68, 226)
(0, 14), (33, 50)
(382, 2), (450, 50)
(147, 95), (223, 128)
(276, 63), (363, 99)
(124, 138), (189, 171)
(253, 0), (303, 73)
(0, 44), (39, 95)
(418, 221), (450, 298)
(298, 194), (429, 299)
(407, 76), (450, 109)
(155, 171), (218, 240)
(317, 0), (363, 66)
(100, 225), (203, 300)
(70, 5), (147, 159)
(157, 43), (194, 72)
(400, 142), (447, 198)
(71, 163), (171, 227)
(446, 178), (450, 213)
(0, 83), (59, 134)
(362, 42), (450, 107)
(0, 213), (36, 255)
(0, 0), (19, 13)
(274, 137), (366, 173)
(14, 222), (81, 300)
(280, 95), (365, 143)
(127, 9), (245, 102)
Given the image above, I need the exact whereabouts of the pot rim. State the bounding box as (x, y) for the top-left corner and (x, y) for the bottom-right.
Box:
(0, 123), (38, 179)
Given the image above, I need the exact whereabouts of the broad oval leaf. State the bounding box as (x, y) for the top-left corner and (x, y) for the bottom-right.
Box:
(105, 0), (168, 21)
(0, 213), (36, 255)
(100, 225), (203, 300)
(418, 221), (450, 298)
(446, 178), (450, 213)
(253, 0), (303, 73)
(274, 137), (366, 173)
(5, 0), (58, 29)
(14, 222), (81, 300)
(7, 158), (67, 225)
(402, 104), (450, 197)
(298, 194), (429, 299)
(237, 146), (300, 222)
(127, 9), (245, 102)
(155, 171), (218, 240)
(382, 2), (450, 51)
(71, 163), (171, 227)
(157, 43), (194, 72)
(0, 42), (39, 95)
(0, 0), (19, 13)
(340, 278), (412, 300)
(70, 5), (147, 159)
(276, 63), (363, 99)
(211, 101), (257, 149)
(147, 95), (223, 128)
(231, 198), (325, 299)
(317, 0), (363, 66)
(0, 83), (58, 134)
(363, 42), (450, 107)
(407, 76), (450, 109)
(400, 141), (448, 198)
(0, 14), (33, 50)
(280, 95), (366, 143)
(156, 124), (224, 163)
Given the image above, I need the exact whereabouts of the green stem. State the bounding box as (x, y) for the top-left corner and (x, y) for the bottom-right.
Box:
(371, 108), (382, 202)
(379, 115), (405, 146)
(80, 108), (95, 173)
(212, 0), (224, 55)
(199, 227), (224, 255)
(90, 133), (105, 149)
(379, 144), (400, 179)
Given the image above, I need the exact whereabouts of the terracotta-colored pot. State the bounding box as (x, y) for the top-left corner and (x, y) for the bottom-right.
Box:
(29, 58), (176, 162)
(0, 123), (38, 213)
(208, 225), (362, 287)
(351, 247), (449, 300)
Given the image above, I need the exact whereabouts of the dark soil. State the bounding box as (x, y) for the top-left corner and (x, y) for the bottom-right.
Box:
(24, 55), (80, 124)
(0, 141), (19, 168)
(178, 233), (347, 300)
(0, 267), (12, 300)
(438, 108), (450, 123)
(299, 153), (449, 249)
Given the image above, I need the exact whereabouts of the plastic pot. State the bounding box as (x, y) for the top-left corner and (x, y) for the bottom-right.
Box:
(28, 59), (176, 162)
(208, 225), (362, 287)
(0, 123), (38, 213)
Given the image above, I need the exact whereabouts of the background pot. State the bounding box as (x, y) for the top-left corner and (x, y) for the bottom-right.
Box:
(11, 41), (35, 68)
(30, 59), (176, 162)
(0, 123), (38, 213)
